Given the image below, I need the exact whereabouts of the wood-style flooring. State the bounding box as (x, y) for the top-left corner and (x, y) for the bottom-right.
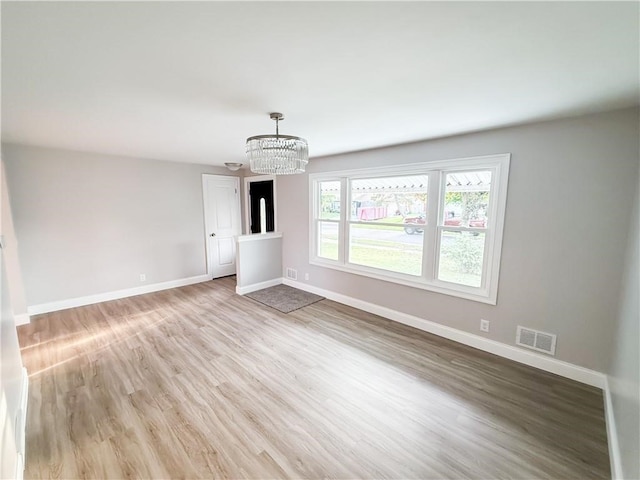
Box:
(18, 276), (610, 479)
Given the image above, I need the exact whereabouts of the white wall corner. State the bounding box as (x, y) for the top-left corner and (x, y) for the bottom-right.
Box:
(13, 313), (30, 326)
(282, 278), (607, 389)
(236, 277), (283, 296)
(27, 274), (211, 316)
(603, 376), (623, 480)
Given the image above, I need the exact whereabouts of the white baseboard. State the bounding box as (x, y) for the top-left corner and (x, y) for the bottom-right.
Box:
(14, 313), (30, 326)
(27, 274), (211, 316)
(603, 376), (622, 480)
(236, 277), (283, 295)
(283, 279), (606, 389)
(17, 367), (28, 459)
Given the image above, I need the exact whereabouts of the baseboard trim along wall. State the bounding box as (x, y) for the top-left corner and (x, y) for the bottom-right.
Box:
(603, 376), (622, 480)
(16, 366), (28, 479)
(283, 278), (607, 389)
(26, 274), (608, 384)
(236, 277), (283, 296)
(27, 274), (212, 316)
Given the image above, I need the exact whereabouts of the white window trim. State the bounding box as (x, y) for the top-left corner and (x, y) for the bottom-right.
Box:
(309, 154), (510, 305)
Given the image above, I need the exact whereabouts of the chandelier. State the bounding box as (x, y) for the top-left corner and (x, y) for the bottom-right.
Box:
(246, 113), (308, 175)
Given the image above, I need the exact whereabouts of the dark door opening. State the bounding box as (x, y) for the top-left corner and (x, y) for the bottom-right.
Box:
(249, 180), (275, 234)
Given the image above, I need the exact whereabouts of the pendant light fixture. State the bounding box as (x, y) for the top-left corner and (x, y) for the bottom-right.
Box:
(246, 112), (308, 175)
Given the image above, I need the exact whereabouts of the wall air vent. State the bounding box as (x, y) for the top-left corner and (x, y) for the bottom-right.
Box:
(285, 268), (298, 280)
(516, 326), (557, 355)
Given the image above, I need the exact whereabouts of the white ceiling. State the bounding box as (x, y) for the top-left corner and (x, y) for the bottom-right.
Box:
(2, 2), (638, 167)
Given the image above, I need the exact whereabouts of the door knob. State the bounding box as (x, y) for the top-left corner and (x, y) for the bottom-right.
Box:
(210, 233), (216, 237)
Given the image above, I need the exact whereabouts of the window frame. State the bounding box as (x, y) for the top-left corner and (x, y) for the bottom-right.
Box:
(433, 167), (495, 292)
(346, 172), (429, 278)
(312, 177), (345, 264)
(309, 154), (510, 305)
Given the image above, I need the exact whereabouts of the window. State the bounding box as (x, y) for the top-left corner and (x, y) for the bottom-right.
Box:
(310, 154), (510, 304)
(316, 180), (341, 261)
(349, 175), (428, 276)
(436, 170), (491, 288)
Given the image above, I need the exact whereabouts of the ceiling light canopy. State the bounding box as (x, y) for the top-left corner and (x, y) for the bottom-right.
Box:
(224, 162), (243, 171)
(246, 113), (308, 175)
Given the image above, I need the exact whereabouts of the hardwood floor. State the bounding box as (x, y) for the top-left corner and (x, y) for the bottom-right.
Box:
(18, 277), (610, 479)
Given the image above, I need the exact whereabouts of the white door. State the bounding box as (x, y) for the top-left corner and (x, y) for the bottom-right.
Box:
(202, 174), (241, 278)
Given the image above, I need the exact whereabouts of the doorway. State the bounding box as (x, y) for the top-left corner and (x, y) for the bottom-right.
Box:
(245, 176), (277, 234)
(249, 180), (275, 234)
(202, 174), (241, 278)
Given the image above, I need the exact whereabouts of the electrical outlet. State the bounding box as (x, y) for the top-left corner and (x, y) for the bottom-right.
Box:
(480, 319), (490, 332)
(139, 274), (146, 282)
(304, 273), (310, 281)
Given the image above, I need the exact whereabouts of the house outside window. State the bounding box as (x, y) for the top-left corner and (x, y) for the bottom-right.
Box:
(310, 154), (510, 304)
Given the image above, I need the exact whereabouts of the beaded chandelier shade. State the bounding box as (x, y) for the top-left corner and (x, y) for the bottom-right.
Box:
(246, 113), (308, 175)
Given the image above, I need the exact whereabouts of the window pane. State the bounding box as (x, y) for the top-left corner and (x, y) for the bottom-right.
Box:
(438, 231), (485, 287)
(318, 221), (339, 260)
(443, 171), (491, 228)
(319, 181), (341, 220)
(349, 224), (423, 276)
(350, 175), (428, 222)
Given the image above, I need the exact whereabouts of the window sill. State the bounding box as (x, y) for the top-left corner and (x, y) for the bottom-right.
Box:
(309, 257), (497, 305)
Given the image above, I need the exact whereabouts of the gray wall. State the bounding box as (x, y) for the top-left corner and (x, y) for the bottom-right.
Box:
(0, 162), (26, 479)
(2, 144), (234, 306)
(1, 160), (28, 319)
(277, 108), (639, 372)
(607, 169), (639, 480)
(236, 234), (283, 290)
